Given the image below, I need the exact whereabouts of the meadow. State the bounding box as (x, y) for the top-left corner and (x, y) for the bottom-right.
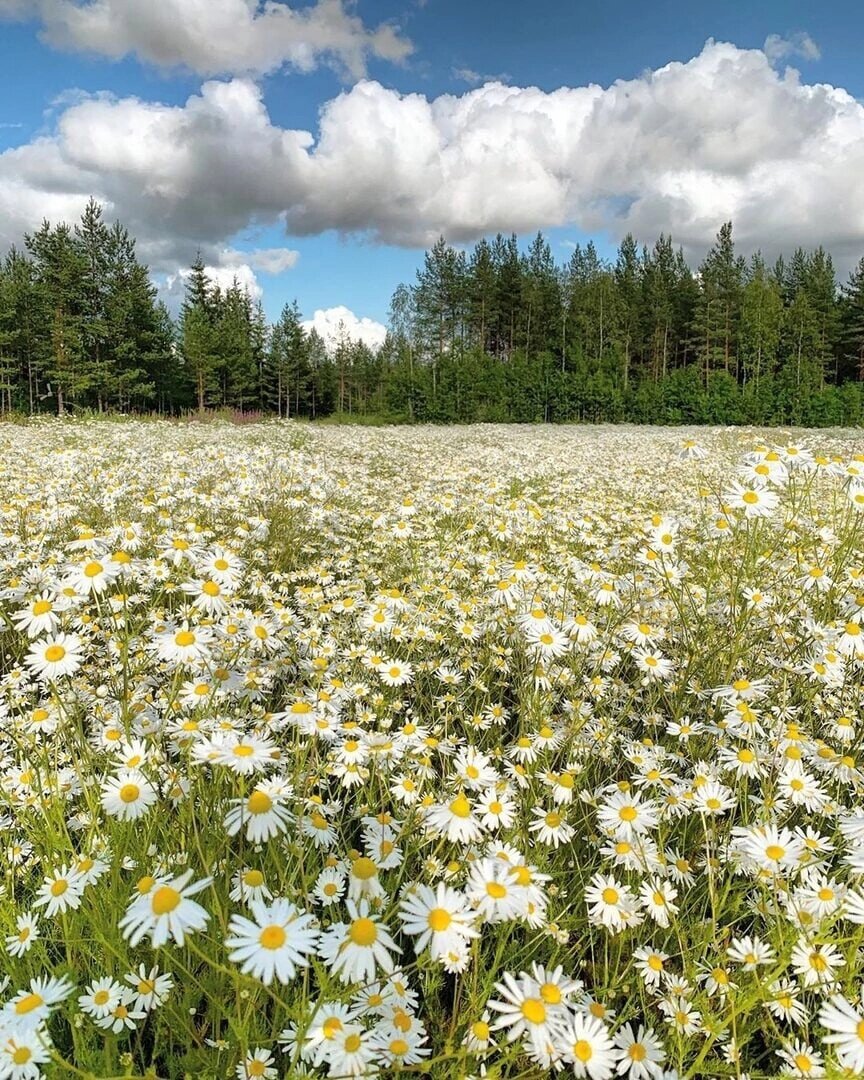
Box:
(1, 418), (863, 1080)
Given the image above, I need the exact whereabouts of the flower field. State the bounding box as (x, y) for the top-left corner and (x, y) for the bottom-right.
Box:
(2, 419), (864, 1080)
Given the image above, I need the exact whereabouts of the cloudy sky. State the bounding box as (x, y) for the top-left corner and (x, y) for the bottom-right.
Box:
(1, 0), (864, 346)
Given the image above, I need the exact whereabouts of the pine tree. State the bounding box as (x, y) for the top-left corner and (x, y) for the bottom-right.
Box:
(25, 220), (89, 414)
(840, 258), (864, 381)
(76, 197), (111, 409)
(613, 234), (641, 389)
(268, 301), (308, 417)
(693, 222), (746, 384)
(739, 255), (782, 389)
(180, 256), (218, 412)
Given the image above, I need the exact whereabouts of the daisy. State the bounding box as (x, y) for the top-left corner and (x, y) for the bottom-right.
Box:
(560, 1011), (616, 1079)
(765, 979), (808, 1026)
(230, 867), (273, 906)
(101, 769), (158, 821)
(119, 870), (212, 948)
(313, 867), (346, 907)
(424, 791), (485, 843)
(11, 594), (63, 637)
(726, 935), (775, 970)
(124, 965), (174, 1012)
(346, 855), (385, 902)
(397, 882), (479, 962)
(612, 1023), (666, 1079)
(477, 787), (516, 830)
(64, 557), (119, 596)
(320, 1024), (376, 1077)
(724, 482), (779, 518)
(223, 784), (294, 843)
(33, 865), (85, 917)
(236, 1047), (278, 1080)
(633, 947), (669, 988)
(318, 899), (399, 984)
(818, 995), (864, 1073)
(156, 624), (213, 667)
(283, 1001), (358, 1066)
(790, 939), (845, 988)
(225, 898), (319, 985)
(78, 978), (123, 1021)
(379, 659), (413, 686)
(370, 1024), (431, 1067)
(25, 634), (83, 681)
(0, 1030), (52, 1078)
(2, 975), (74, 1031)
(776, 1040), (825, 1077)
(529, 805), (575, 847)
(465, 858), (527, 924)
(597, 790), (658, 838)
(585, 874), (641, 933)
(488, 971), (566, 1063)
(5, 915), (39, 959)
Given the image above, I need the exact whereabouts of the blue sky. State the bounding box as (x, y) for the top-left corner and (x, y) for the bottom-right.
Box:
(1, 0), (864, 341)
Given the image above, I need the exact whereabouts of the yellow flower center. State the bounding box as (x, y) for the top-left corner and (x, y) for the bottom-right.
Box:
(352, 857), (378, 881)
(574, 1039), (593, 1061)
(348, 918), (377, 946)
(15, 993), (43, 1015)
(247, 791), (273, 815)
(428, 908), (452, 932)
(520, 998), (546, 1025)
(259, 925), (287, 950)
(540, 982), (561, 1004)
(151, 886), (181, 915)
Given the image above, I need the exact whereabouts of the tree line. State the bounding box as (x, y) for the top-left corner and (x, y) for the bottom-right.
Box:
(1, 200), (863, 424)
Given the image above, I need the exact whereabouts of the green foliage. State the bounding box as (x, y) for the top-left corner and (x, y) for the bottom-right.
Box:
(2, 207), (864, 424)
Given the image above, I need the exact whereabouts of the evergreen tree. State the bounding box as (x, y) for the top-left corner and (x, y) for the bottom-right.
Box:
(25, 220), (89, 414)
(840, 258), (864, 382)
(180, 255), (218, 411)
(693, 222), (746, 384)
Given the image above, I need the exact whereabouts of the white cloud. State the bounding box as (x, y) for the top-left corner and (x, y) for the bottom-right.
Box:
(222, 246), (300, 274)
(158, 260), (264, 314)
(452, 66), (510, 86)
(763, 32), (821, 64)
(302, 306), (387, 351)
(0, 0), (413, 79)
(1, 39), (864, 278)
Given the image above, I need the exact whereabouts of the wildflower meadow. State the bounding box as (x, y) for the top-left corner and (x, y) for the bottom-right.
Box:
(2, 418), (864, 1080)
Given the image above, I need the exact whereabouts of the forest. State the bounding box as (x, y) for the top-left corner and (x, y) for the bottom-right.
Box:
(1, 199), (864, 425)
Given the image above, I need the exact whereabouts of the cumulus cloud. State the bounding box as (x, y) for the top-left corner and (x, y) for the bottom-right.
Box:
(452, 66), (510, 86)
(763, 32), (821, 64)
(0, 0), (413, 79)
(1, 39), (864, 278)
(302, 306), (387, 350)
(223, 246), (300, 274)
